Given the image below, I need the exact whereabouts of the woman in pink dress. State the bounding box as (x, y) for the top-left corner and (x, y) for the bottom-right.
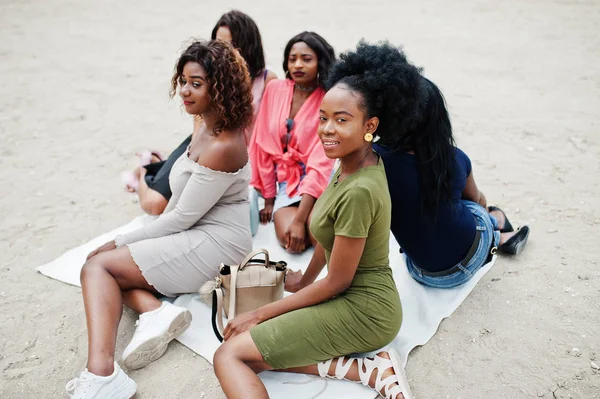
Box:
(249, 31), (336, 252)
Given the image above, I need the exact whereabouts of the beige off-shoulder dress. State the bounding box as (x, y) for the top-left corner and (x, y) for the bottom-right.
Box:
(115, 153), (252, 297)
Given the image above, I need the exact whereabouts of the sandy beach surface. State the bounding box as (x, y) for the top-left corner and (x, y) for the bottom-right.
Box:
(1, 0), (599, 398)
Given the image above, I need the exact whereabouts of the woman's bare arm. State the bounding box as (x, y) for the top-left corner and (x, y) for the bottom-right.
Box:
(223, 235), (365, 340)
(462, 171), (487, 208)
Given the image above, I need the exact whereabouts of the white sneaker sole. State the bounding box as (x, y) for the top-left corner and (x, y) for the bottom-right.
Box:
(123, 310), (192, 370)
(105, 377), (137, 399)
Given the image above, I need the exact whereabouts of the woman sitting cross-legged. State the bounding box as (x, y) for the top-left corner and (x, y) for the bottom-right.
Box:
(213, 41), (423, 399)
(66, 40), (254, 399)
(374, 77), (530, 288)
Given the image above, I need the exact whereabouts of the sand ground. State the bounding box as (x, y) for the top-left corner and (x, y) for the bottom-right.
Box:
(1, 0), (599, 398)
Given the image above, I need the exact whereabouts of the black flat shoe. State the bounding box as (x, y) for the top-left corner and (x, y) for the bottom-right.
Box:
(499, 226), (530, 255)
(488, 206), (514, 233)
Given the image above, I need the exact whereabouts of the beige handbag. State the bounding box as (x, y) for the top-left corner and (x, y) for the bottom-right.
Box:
(200, 248), (287, 341)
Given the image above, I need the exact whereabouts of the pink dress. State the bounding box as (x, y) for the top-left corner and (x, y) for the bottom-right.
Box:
(248, 79), (334, 204)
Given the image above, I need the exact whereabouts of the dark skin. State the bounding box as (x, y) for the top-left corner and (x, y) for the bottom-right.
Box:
(213, 85), (405, 399)
(125, 162), (170, 216)
(259, 41), (321, 253)
(81, 61), (247, 377)
(129, 23), (278, 216)
(133, 166), (169, 215)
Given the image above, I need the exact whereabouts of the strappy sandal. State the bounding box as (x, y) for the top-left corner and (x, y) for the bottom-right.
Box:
(317, 349), (413, 399)
(499, 226), (530, 255)
(488, 206), (514, 233)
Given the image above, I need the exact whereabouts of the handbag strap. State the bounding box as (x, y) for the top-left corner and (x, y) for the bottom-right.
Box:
(228, 265), (239, 320)
(211, 290), (224, 342)
(212, 249), (272, 342)
(238, 248), (270, 271)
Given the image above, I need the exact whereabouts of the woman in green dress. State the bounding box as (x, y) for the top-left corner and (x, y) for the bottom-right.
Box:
(213, 41), (423, 399)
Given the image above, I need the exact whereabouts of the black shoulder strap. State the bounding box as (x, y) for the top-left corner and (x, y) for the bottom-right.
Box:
(211, 290), (224, 342)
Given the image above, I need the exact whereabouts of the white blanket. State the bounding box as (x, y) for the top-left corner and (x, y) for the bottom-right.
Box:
(37, 215), (495, 398)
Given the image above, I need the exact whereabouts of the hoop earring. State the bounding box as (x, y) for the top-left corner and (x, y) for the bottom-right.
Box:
(317, 72), (320, 85)
(364, 133), (373, 142)
(285, 70), (290, 79)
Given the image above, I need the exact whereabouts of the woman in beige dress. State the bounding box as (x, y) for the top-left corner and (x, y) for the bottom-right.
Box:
(65, 40), (254, 399)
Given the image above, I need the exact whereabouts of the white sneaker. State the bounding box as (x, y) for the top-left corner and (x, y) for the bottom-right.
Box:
(122, 302), (192, 370)
(65, 362), (136, 399)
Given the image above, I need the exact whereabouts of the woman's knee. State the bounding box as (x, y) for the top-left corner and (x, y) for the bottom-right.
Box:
(140, 194), (168, 216)
(80, 257), (105, 283)
(275, 229), (288, 248)
(214, 342), (238, 368)
(273, 218), (288, 246)
(214, 334), (263, 367)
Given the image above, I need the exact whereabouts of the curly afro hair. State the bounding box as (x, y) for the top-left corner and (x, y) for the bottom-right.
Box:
(211, 10), (266, 79)
(170, 40), (254, 134)
(325, 40), (423, 146)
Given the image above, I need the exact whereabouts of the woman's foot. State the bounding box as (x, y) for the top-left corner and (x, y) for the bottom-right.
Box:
(317, 349), (412, 399)
(122, 302), (192, 369)
(367, 351), (409, 399)
(488, 206), (514, 233)
(499, 226), (530, 255)
(66, 361), (136, 399)
(121, 171), (139, 193)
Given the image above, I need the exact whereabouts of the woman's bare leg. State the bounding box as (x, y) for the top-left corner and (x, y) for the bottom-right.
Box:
(122, 289), (162, 314)
(214, 332), (272, 399)
(282, 352), (405, 399)
(499, 231), (517, 245)
(80, 246), (161, 376)
(214, 332), (405, 399)
(274, 206), (315, 252)
(489, 209), (520, 244)
(273, 206), (298, 249)
(136, 178), (168, 216)
(488, 209), (506, 230)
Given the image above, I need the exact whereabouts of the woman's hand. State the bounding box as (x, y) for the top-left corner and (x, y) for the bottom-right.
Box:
(478, 190), (487, 208)
(223, 310), (263, 341)
(86, 240), (117, 260)
(259, 198), (275, 224)
(284, 269), (304, 293)
(259, 204), (273, 225)
(285, 220), (306, 253)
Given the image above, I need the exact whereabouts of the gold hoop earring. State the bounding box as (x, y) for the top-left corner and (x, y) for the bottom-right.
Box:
(364, 133), (373, 142)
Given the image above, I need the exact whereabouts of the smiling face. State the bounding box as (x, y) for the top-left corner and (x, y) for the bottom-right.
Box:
(318, 84), (379, 159)
(287, 41), (318, 86)
(178, 62), (212, 115)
